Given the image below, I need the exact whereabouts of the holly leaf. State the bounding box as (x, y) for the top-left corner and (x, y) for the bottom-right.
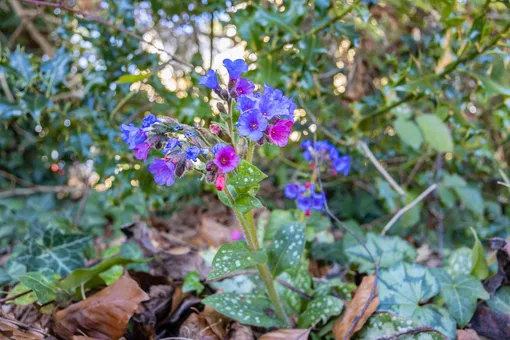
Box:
(9, 48), (35, 83)
(267, 222), (305, 277)
(416, 114), (453, 153)
(344, 233), (417, 274)
(487, 286), (510, 314)
(378, 262), (456, 339)
(19, 272), (58, 304)
(203, 293), (284, 328)
(432, 269), (489, 327)
(207, 241), (265, 280)
(297, 296), (344, 328)
(228, 160), (267, 188)
(470, 228), (489, 280)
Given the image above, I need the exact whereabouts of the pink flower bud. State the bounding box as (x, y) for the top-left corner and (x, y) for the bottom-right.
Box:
(216, 175), (225, 191)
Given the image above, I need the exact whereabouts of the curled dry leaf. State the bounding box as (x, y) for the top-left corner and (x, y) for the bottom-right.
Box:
(179, 312), (217, 340)
(53, 276), (149, 340)
(259, 328), (311, 340)
(333, 275), (379, 340)
(0, 317), (45, 340)
(226, 322), (254, 340)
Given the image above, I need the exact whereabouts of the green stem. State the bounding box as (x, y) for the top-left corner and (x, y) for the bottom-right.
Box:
(247, 141), (256, 163)
(223, 182), (290, 326)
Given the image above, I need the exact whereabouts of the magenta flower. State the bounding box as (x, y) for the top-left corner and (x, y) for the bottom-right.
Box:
(231, 229), (243, 241)
(268, 119), (294, 147)
(133, 142), (151, 161)
(148, 159), (176, 186)
(235, 78), (255, 95)
(214, 145), (239, 173)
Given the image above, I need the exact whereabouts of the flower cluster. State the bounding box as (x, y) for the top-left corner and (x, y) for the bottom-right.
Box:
(284, 182), (326, 215)
(301, 139), (351, 176)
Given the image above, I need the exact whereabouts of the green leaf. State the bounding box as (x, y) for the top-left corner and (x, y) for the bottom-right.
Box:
(487, 286), (510, 314)
(442, 173), (467, 188)
(0, 101), (22, 119)
(277, 261), (312, 312)
(120, 242), (149, 272)
(438, 185), (456, 208)
(344, 233), (417, 274)
(264, 209), (298, 241)
(470, 228), (489, 280)
(454, 186), (484, 216)
(183, 271), (204, 294)
(297, 296), (343, 328)
(432, 269), (489, 327)
(416, 114), (453, 153)
(9, 48), (35, 83)
(207, 241), (265, 280)
(465, 70), (510, 96)
(267, 222), (305, 277)
(233, 194), (263, 213)
(354, 313), (444, 340)
(98, 265), (124, 285)
(446, 247), (473, 277)
(18, 272), (58, 304)
(378, 262), (456, 339)
(394, 119), (423, 150)
(116, 72), (151, 84)
(227, 160), (267, 188)
(313, 278), (356, 301)
(203, 293), (283, 327)
(6, 283), (37, 305)
(41, 47), (72, 94)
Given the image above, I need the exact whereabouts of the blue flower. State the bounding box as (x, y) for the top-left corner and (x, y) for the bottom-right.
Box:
(212, 143), (227, 155)
(237, 109), (268, 141)
(142, 114), (159, 128)
(163, 138), (180, 153)
(297, 196), (311, 211)
(199, 70), (219, 89)
(311, 192), (325, 211)
(301, 140), (312, 149)
(186, 146), (201, 161)
(333, 156), (351, 176)
(223, 59), (248, 79)
(235, 78), (255, 95)
(284, 184), (299, 199)
(133, 142), (151, 161)
(148, 159), (176, 186)
(121, 124), (146, 149)
(237, 95), (257, 112)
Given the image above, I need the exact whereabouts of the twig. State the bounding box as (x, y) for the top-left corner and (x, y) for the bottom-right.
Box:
(0, 289), (31, 304)
(0, 185), (82, 199)
(372, 325), (444, 340)
(358, 141), (406, 196)
(381, 183), (437, 235)
(0, 169), (33, 187)
(276, 279), (313, 301)
(0, 316), (49, 336)
(0, 72), (15, 103)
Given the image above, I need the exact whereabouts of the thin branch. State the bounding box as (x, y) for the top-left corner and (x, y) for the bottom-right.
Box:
(0, 72), (15, 103)
(0, 316), (49, 337)
(358, 141), (406, 196)
(372, 325), (444, 340)
(0, 169), (33, 187)
(381, 183), (437, 235)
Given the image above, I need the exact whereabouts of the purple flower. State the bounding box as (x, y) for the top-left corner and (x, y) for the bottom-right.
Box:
(133, 142), (151, 161)
(198, 70), (219, 89)
(214, 145), (239, 173)
(235, 78), (255, 95)
(284, 184), (299, 199)
(186, 146), (201, 161)
(237, 95), (257, 112)
(212, 143), (227, 155)
(311, 192), (325, 211)
(237, 109), (268, 141)
(231, 229), (243, 241)
(297, 196), (311, 211)
(301, 140), (312, 150)
(333, 156), (351, 176)
(268, 119), (293, 147)
(121, 124), (146, 149)
(163, 138), (180, 153)
(148, 159), (176, 186)
(142, 114), (159, 128)
(223, 59), (248, 80)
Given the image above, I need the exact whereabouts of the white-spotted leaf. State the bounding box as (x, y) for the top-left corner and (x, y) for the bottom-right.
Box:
(344, 233), (417, 273)
(202, 293), (283, 327)
(267, 222), (305, 277)
(298, 296), (343, 328)
(207, 241), (264, 280)
(487, 286), (510, 314)
(228, 160), (267, 187)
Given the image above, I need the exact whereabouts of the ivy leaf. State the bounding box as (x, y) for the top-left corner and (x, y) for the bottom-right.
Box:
(432, 269), (489, 327)
(207, 241), (265, 280)
(446, 247), (472, 277)
(16, 228), (92, 276)
(203, 293), (283, 328)
(416, 114), (453, 153)
(378, 262), (456, 339)
(18, 272), (58, 304)
(487, 286), (510, 314)
(354, 313), (444, 340)
(227, 160), (267, 188)
(297, 296), (344, 328)
(267, 222), (305, 277)
(470, 228), (489, 280)
(394, 119), (423, 150)
(182, 272), (204, 294)
(344, 233), (417, 274)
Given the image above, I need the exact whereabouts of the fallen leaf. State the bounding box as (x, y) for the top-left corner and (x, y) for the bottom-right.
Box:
(456, 329), (481, 340)
(259, 328), (311, 340)
(226, 322), (254, 340)
(179, 313), (217, 340)
(200, 216), (233, 247)
(0, 317), (44, 340)
(485, 237), (510, 294)
(54, 276), (149, 340)
(200, 305), (229, 339)
(333, 275), (379, 340)
(470, 305), (510, 339)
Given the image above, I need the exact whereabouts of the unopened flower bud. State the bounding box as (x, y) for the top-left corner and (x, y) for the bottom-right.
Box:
(216, 175), (225, 191)
(217, 102), (227, 115)
(209, 124), (221, 135)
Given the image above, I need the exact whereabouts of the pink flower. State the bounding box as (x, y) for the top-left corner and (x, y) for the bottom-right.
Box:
(209, 124), (221, 135)
(214, 145), (239, 173)
(231, 229), (243, 241)
(268, 119), (294, 147)
(133, 142), (151, 161)
(216, 175), (225, 191)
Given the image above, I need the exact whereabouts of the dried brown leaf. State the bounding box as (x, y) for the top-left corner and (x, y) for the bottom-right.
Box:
(259, 328), (311, 340)
(179, 313), (217, 340)
(456, 329), (481, 340)
(333, 275), (379, 340)
(53, 276), (149, 340)
(226, 322), (254, 340)
(0, 318), (44, 340)
(200, 216), (232, 247)
(470, 305), (510, 339)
